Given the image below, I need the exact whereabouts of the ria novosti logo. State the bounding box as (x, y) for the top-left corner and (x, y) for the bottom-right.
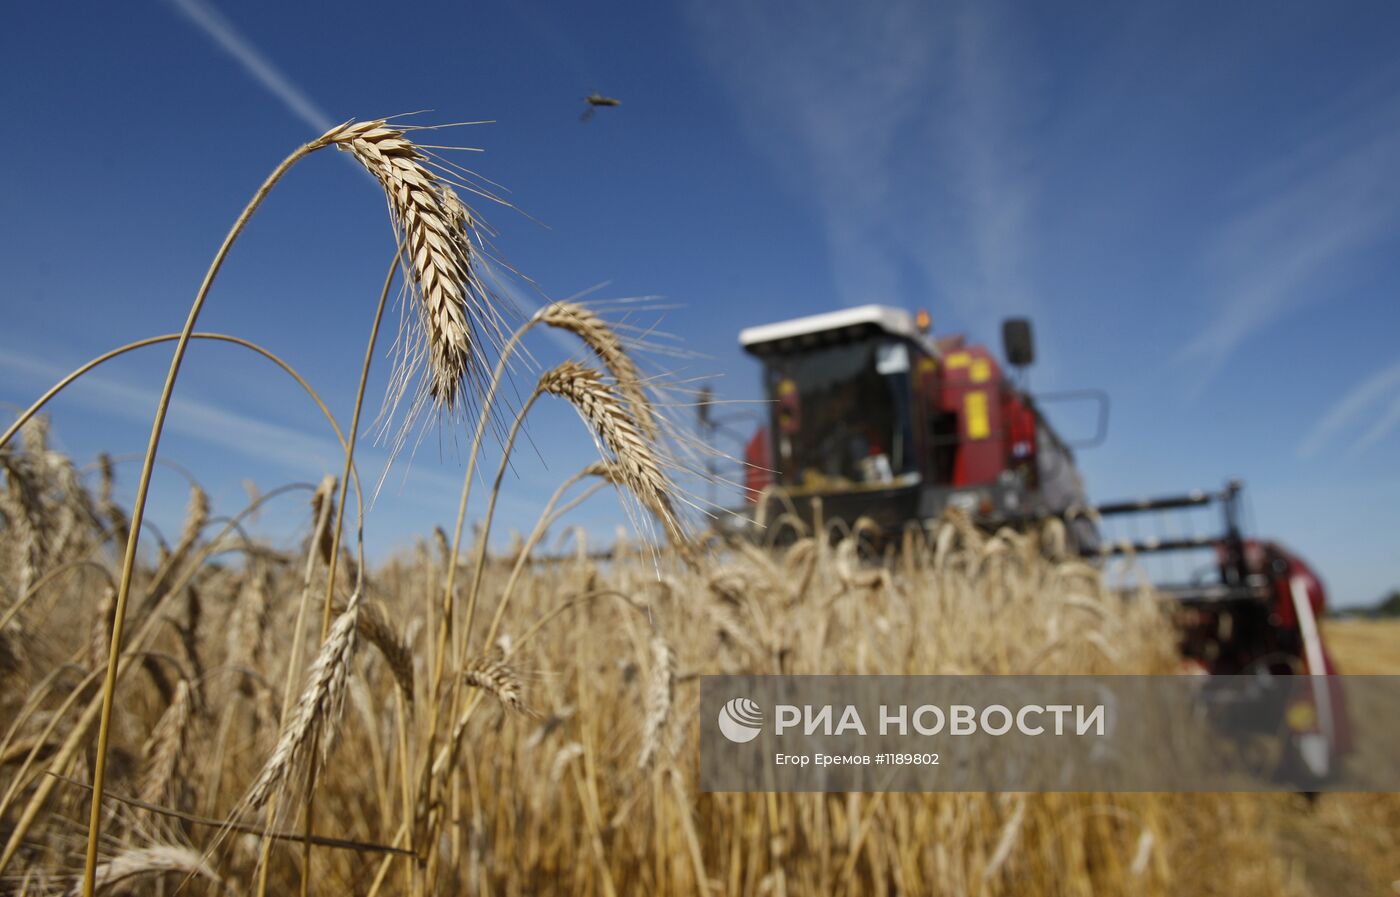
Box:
(717, 697), (764, 743)
(716, 696), (1109, 743)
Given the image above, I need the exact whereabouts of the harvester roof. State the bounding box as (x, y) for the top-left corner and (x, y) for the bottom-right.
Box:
(739, 304), (941, 358)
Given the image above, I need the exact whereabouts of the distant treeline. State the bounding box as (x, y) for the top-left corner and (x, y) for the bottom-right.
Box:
(1332, 590), (1400, 619)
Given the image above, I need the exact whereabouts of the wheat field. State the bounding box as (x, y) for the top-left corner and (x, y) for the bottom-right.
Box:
(1, 118), (1396, 896)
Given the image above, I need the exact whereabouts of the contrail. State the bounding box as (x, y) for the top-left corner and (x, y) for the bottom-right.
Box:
(164, 0), (333, 132)
(163, 0), (594, 356)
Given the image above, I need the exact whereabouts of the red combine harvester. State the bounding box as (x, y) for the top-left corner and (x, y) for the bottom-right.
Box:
(735, 305), (1096, 541)
(723, 304), (1349, 781)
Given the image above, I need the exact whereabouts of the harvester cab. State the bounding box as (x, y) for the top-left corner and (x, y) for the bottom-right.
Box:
(736, 305), (1094, 544)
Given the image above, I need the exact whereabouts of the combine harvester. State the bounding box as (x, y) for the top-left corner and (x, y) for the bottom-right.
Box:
(722, 304), (1349, 782)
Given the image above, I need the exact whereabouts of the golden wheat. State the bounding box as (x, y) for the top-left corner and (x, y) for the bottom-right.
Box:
(461, 647), (529, 715)
(538, 361), (682, 544)
(72, 845), (223, 896)
(637, 633), (675, 773)
(137, 678), (193, 806)
(539, 301), (661, 442)
(245, 594), (360, 811)
(335, 596), (414, 705)
(324, 119), (500, 413)
(4, 441), (1396, 894)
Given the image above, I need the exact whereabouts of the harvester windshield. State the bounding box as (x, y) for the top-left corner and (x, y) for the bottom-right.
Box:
(739, 305), (1094, 535)
(761, 336), (917, 490)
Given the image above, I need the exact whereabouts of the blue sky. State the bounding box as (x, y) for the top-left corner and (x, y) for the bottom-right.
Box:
(2, 0), (1398, 606)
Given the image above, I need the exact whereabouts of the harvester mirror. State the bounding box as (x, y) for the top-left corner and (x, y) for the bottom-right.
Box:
(1002, 318), (1034, 367)
(1031, 389), (1110, 448)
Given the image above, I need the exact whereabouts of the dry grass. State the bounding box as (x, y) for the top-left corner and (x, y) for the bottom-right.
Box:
(0, 118), (1394, 897)
(1325, 619), (1400, 675)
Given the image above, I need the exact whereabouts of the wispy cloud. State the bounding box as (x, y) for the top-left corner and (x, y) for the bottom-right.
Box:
(165, 0), (332, 132)
(686, 0), (931, 305)
(1297, 357), (1400, 459)
(924, 2), (1040, 325)
(0, 347), (499, 507)
(1354, 391), (1400, 457)
(686, 0), (1040, 332)
(1, 348), (343, 472)
(1177, 106), (1400, 392)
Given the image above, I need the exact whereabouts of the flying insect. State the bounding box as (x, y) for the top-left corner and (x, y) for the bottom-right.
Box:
(581, 93), (621, 122)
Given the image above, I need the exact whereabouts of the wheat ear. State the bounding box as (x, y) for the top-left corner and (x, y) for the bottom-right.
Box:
(173, 484), (209, 563)
(334, 597), (415, 705)
(539, 301), (659, 441)
(461, 648), (529, 715)
(227, 568), (270, 690)
(95, 453), (130, 548)
(138, 678), (193, 806)
(70, 845), (224, 896)
(0, 450), (44, 598)
(76, 119), (479, 894)
(430, 649), (531, 786)
(637, 634), (675, 773)
(325, 119), (502, 413)
(538, 361), (682, 544)
(549, 742), (586, 784)
(245, 592), (361, 810)
(310, 479), (338, 569)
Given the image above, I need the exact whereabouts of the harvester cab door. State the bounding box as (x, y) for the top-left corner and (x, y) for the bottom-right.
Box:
(915, 352), (958, 487)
